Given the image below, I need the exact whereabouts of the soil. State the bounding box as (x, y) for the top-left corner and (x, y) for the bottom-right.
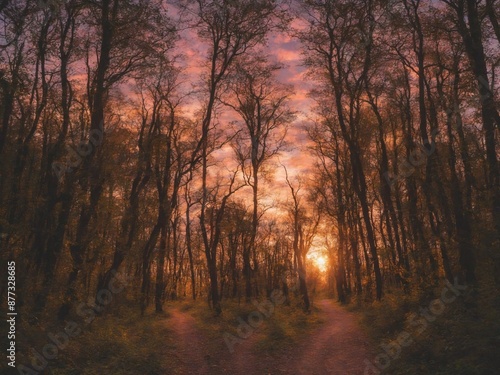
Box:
(166, 299), (373, 375)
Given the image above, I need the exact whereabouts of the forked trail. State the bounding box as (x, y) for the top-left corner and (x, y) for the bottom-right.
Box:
(166, 299), (373, 375)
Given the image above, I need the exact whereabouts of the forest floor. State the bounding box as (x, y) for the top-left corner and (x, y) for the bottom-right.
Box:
(165, 299), (373, 374)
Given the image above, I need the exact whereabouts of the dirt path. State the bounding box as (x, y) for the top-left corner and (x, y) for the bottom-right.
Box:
(219, 325), (263, 374)
(167, 299), (373, 375)
(166, 306), (264, 374)
(167, 309), (212, 374)
(281, 299), (373, 374)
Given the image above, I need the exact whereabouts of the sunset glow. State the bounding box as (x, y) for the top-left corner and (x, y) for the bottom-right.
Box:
(2, 1), (497, 373)
(308, 253), (329, 273)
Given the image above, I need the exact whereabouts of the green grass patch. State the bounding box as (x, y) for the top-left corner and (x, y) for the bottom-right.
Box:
(354, 281), (500, 375)
(16, 305), (179, 375)
(255, 299), (323, 353)
(184, 295), (323, 356)
(187, 298), (259, 340)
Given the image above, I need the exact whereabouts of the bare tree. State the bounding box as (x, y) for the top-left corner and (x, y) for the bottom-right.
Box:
(187, 0), (281, 313)
(297, 0), (383, 299)
(223, 56), (294, 301)
(284, 166), (319, 311)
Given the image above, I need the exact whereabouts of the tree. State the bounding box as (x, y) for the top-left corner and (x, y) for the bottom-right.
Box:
(223, 55), (294, 300)
(284, 167), (319, 311)
(297, 0), (383, 299)
(186, 0), (282, 313)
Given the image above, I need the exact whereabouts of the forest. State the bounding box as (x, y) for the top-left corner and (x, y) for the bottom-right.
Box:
(0, 0), (499, 374)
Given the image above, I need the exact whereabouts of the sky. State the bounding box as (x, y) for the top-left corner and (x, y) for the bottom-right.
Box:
(175, 15), (317, 181)
(267, 30), (317, 176)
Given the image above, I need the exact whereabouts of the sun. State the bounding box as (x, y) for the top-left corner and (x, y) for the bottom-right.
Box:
(307, 253), (328, 273)
(314, 255), (328, 272)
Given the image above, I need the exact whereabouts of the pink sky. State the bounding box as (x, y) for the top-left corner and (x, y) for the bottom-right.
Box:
(176, 22), (317, 180)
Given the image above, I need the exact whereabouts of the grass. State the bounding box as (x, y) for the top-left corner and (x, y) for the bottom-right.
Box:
(14, 300), (180, 375)
(352, 280), (500, 374)
(255, 299), (323, 353)
(186, 294), (324, 355)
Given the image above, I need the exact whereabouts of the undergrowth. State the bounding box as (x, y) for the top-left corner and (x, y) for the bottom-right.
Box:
(187, 294), (323, 356)
(12, 299), (179, 375)
(350, 278), (500, 374)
